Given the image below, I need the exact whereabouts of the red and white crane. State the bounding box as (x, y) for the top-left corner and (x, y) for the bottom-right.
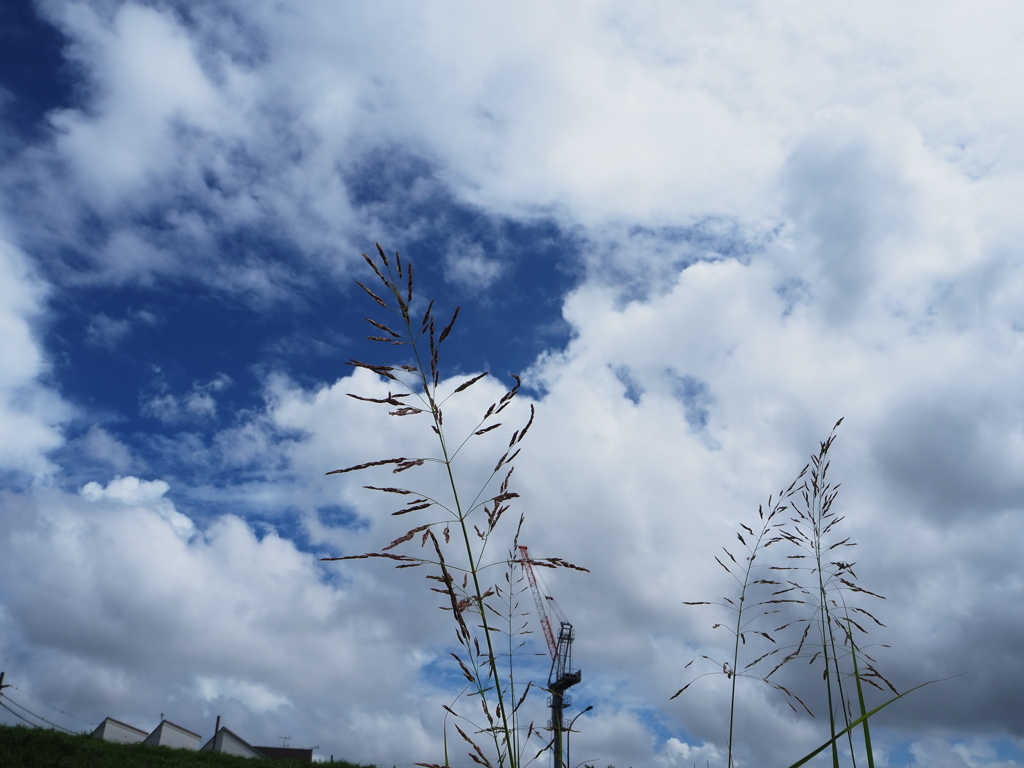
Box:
(519, 546), (582, 768)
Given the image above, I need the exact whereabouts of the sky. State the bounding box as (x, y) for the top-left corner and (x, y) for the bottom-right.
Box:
(1, 1), (1024, 766)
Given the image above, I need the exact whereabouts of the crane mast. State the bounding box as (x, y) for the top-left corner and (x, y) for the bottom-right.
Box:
(519, 546), (582, 768)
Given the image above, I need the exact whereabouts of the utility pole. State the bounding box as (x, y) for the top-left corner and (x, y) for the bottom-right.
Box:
(566, 705), (593, 768)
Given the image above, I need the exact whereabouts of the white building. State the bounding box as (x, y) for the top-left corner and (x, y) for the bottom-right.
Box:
(143, 719), (202, 750)
(91, 717), (148, 744)
(200, 726), (266, 759)
(92, 712), (269, 759)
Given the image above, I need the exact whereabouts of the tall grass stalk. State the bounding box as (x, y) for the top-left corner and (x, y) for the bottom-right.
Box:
(673, 469), (809, 768)
(678, 420), (910, 768)
(776, 420), (896, 768)
(321, 246), (584, 768)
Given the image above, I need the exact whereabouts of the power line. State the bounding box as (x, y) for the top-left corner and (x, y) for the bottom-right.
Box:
(10, 687), (95, 727)
(0, 693), (76, 733)
(0, 699), (38, 728)
(0, 673), (77, 734)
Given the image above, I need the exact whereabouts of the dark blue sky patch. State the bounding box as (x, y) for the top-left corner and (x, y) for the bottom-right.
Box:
(878, 739), (914, 767)
(250, 509), (315, 552)
(344, 146), (438, 210)
(343, 146), (582, 377)
(0, 2), (75, 148)
(419, 651), (479, 693)
(637, 707), (703, 757)
(774, 277), (812, 318)
(47, 283), (270, 419)
(612, 365), (644, 405)
(667, 371), (712, 432)
(316, 504), (367, 532)
(169, 1), (272, 72)
(595, 217), (779, 307)
(683, 216), (782, 263)
(990, 738), (1024, 762)
(42, 280), (309, 500)
(627, 216), (763, 261)
(418, 637), (554, 701)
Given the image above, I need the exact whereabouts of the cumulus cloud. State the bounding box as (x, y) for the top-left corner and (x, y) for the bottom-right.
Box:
(253, 237), (1024, 760)
(0, 481), (445, 764)
(75, 425), (140, 474)
(48, 2), (229, 213)
(141, 373), (233, 423)
(85, 308), (159, 349)
(444, 237), (505, 290)
(6, 0), (1019, 296)
(80, 475), (196, 538)
(0, 229), (68, 479)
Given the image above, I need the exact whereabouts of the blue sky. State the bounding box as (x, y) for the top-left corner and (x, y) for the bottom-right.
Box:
(2, 2), (1024, 767)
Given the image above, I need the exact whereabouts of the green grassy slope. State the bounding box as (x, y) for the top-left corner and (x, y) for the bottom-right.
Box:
(0, 724), (376, 768)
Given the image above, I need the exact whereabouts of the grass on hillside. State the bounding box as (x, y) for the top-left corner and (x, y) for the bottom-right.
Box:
(0, 724), (377, 768)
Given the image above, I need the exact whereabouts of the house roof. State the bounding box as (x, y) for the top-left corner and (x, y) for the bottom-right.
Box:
(150, 719), (202, 739)
(92, 717), (149, 739)
(201, 726), (266, 758)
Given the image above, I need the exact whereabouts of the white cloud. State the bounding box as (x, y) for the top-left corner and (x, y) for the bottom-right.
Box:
(0, 482), (445, 764)
(48, 2), (230, 213)
(0, 229), (68, 479)
(76, 425), (140, 473)
(13, 0), (1022, 291)
(908, 737), (1024, 768)
(444, 237), (505, 290)
(194, 676), (291, 715)
(265, 366), (536, 552)
(84, 313), (133, 348)
(85, 308), (159, 349)
(80, 476), (195, 538)
(141, 373), (233, 423)
(656, 737), (726, 768)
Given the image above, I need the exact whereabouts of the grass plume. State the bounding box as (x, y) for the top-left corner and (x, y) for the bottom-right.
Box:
(677, 420), (917, 768)
(322, 245), (582, 768)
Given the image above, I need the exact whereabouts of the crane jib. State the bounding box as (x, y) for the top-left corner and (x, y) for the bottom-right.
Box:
(519, 545), (558, 658)
(518, 546), (582, 687)
(517, 545), (582, 768)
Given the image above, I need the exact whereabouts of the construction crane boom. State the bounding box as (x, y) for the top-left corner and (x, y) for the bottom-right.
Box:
(518, 545), (582, 768)
(519, 545), (558, 658)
